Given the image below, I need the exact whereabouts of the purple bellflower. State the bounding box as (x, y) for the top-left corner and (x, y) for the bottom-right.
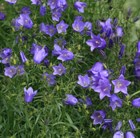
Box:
(17, 65), (25, 75)
(102, 119), (113, 131)
(128, 120), (136, 131)
(0, 48), (12, 59)
(21, 7), (31, 15)
(85, 97), (92, 106)
(115, 121), (122, 131)
(33, 46), (48, 64)
(88, 62), (108, 78)
(113, 131), (124, 138)
(90, 110), (106, 125)
(31, 0), (41, 5)
(12, 18), (21, 30)
(86, 35), (106, 51)
(51, 8), (62, 22)
(56, 20), (69, 34)
(47, 0), (58, 10)
(40, 5), (46, 16)
(0, 12), (6, 20)
(132, 98), (140, 108)
(45, 25), (57, 37)
(94, 78), (111, 100)
(44, 59), (50, 67)
(30, 43), (42, 55)
(54, 37), (67, 47)
(74, 1), (87, 13)
(77, 74), (90, 88)
(57, 49), (74, 62)
(53, 63), (66, 76)
(134, 41), (140, 79)
(84, 21), (92, 31)
(112, 74), (131, 95)
(136, 118), (140, 122)
(20, 51), (28, 63)
(64, 94), (78, 106)
(52, 44), (62, 56)
(99, 18), (113, 37)
(4, 66), (17, 78)
(109, 94), (122, 110)
(72, 17), (85, 32)
(43, 73), (56, 86)
(17, 14), (33, 29)
(24, 87), (37, 103)
(5, 0), (17, 4)
(116, 26), (123, 37)
(125, 132), (135, 138)
(119, 44), (125, 59)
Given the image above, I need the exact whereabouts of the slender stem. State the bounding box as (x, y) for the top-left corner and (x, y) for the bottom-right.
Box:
(129, 90), (140, 100)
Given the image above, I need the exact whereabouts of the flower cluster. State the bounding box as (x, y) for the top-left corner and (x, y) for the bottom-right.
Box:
(1, 0), (140, 137)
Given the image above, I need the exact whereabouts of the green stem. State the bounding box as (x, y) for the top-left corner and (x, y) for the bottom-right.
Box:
(129, 90), (140, 100)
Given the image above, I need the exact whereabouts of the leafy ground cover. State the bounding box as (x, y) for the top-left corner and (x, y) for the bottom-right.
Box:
(0, 0), (140, 137)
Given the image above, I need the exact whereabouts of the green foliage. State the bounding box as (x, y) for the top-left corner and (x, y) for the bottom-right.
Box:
(0, 0), (140, 138)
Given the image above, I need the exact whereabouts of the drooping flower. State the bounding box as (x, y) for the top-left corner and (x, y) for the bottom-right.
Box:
(120, 66), (126, 75)
(0, 48), (12, 59)
(4, 66), (17, 78)
(5, 0), (17, 4)
(17, 65), (25, 75)
(128, 120), (136, 131)
(17, 14), (33, 29)
(119, 44), (125, 59)
(31, 0), (41, 5)
(77, 74), (90, 88)
(125, 131), (135, 138)
(51, 8), (62, 22)
(30, 43), (42, 55)
(86, 35), (106, 51)
(53, 63), (66, 76)
(136, 118), (140, 122)
(109, 94), (122, 110)
(52, 44), (62, 56)
(132, 98), (140, 108)
(74, 1), (87, 13)
(112, 74), (131, 95)
(24, 87), (37, 103)
(115, 121), (122, 131)
(64, 94), (78, 106)
(43, 73), (56, 86)
(40, 5), (46, 16)
(57, 49), (74, 62)
(33, 46), (48, 64)
(99, 18), (113, 37)
(88, 62), (108, 78)
(21, 7), (31, 15)
(44, 59), (50, 67)
(113, 131), (124, 138)
(47, 0), (58, 10)
(116, 26), (123, 37)
(56, 20), (69, 34)
(84, 21), (92, 31)
(134, 41), (140, 79)
(54, 37), (67, 47)
(72, 17), (85, 32)
(0, 12), (6, 20)
(90, 110), (106, 125)
(20, 51), (28, 63)
(102, 119), (113, 131)
(85, 97), (92, 106)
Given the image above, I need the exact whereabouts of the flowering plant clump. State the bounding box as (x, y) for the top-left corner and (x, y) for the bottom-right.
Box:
(1, 0), (140, 137)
